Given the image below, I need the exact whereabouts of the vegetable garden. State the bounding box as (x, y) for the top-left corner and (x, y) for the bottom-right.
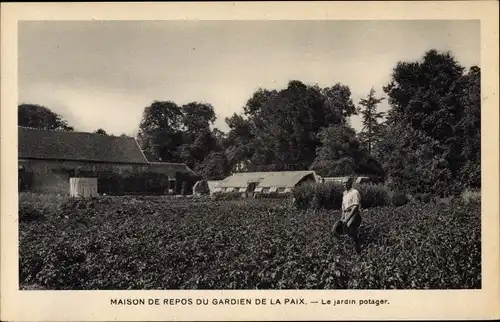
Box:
(19, 193), (481, 290)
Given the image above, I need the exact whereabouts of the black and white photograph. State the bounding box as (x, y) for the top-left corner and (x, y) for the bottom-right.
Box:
(16, 18), (483, 290)
(1, 2), (499, 321)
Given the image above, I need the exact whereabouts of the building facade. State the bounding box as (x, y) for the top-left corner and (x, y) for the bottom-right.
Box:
(18, 127), (196, 195)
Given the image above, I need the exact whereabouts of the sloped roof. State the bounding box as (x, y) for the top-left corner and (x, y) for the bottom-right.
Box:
(218, 171), (316, 188)
(217, 172), (269, 188)
(259, 171), (316, 187)
(18, 126), (148, 164)
(323, 176), (347, 182)
(148, 162), (197, 176)
(207, 180), (221, 191)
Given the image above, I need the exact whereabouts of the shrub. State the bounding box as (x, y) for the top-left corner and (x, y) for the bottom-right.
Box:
(293, 182), (409, 210)
(310, 182), (343, 209)
(293, 182), (390, 209)
(292, 182), (314, 210)
(292, 182), (342, 210)
(357, 184), (389, 208)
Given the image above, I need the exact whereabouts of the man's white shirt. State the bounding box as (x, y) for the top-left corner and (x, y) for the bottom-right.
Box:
(342, 188), (361, 219)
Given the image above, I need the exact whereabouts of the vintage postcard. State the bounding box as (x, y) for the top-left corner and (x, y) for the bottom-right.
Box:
(1, 1), (499, 321)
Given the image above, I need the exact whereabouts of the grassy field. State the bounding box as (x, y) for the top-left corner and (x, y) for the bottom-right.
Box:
(19, 193), (481, 290)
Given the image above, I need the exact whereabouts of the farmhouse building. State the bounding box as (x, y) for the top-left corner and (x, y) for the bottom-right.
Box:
(18, 126), (196, 195)
(213, 171), (317, 196)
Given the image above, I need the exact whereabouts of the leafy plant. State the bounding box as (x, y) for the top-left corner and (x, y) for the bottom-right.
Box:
(19, 194), (480, 290)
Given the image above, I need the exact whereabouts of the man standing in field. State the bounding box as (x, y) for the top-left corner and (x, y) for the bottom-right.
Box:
(333, 176), (362, 253)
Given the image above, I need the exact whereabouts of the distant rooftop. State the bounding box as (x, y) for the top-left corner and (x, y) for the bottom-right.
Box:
(218, 171), (316, 188)
(18, 126), (149, 164)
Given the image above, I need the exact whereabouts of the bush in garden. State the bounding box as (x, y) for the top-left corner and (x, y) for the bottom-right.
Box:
(294, 182), (392, 210)
(292, 181), (343, 210)
(291, 182), (315, 209)
(356, 184), (389, 208)
(310, 181), (343, 209)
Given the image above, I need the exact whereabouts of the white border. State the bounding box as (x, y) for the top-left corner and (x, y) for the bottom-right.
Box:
(1, 2), (499, 321)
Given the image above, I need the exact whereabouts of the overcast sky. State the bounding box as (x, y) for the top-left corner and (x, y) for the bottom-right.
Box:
(18, 20), (480, 136)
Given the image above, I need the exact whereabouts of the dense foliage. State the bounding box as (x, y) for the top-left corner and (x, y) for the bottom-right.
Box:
(136, 101), (229, 179)
(19, 194), (480, 290)
(18, 104), (74, 131)
(381, 50), (481, 194)
(357, 88), (385, 157)
(310, 125), (384, 178)
(224, 81), (367, 174)
(292, 182), (408, 210)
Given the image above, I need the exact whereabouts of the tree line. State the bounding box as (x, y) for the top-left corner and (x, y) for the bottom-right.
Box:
(19, 49), (480, 196)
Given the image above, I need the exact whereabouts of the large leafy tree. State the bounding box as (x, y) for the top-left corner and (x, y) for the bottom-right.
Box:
(377, 123), (452, 195)
(178, 128), (220, 169)
(137, 100), (228, 178)
(224, 88), (278, 172)
(182, 102), (216, 136)
(455, 66), (481, 187)
(310, 124), (385, 178)
(18, 104), (74, 131)
(212, 128), (227, 151)
(214, 79), (364, 176)
(382, 49), (481, 193)
(357, 88), (385, 155)
(223, 80), (358, 172)
(249, 80), (325, 168)
(137, 101), (184, 162)
(177, 102), (219, 169)
(243, 88), (278, 118)
(224, 113), (254, 172)
(194, 151), (230, 180)
(322, 83), (357, 124)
